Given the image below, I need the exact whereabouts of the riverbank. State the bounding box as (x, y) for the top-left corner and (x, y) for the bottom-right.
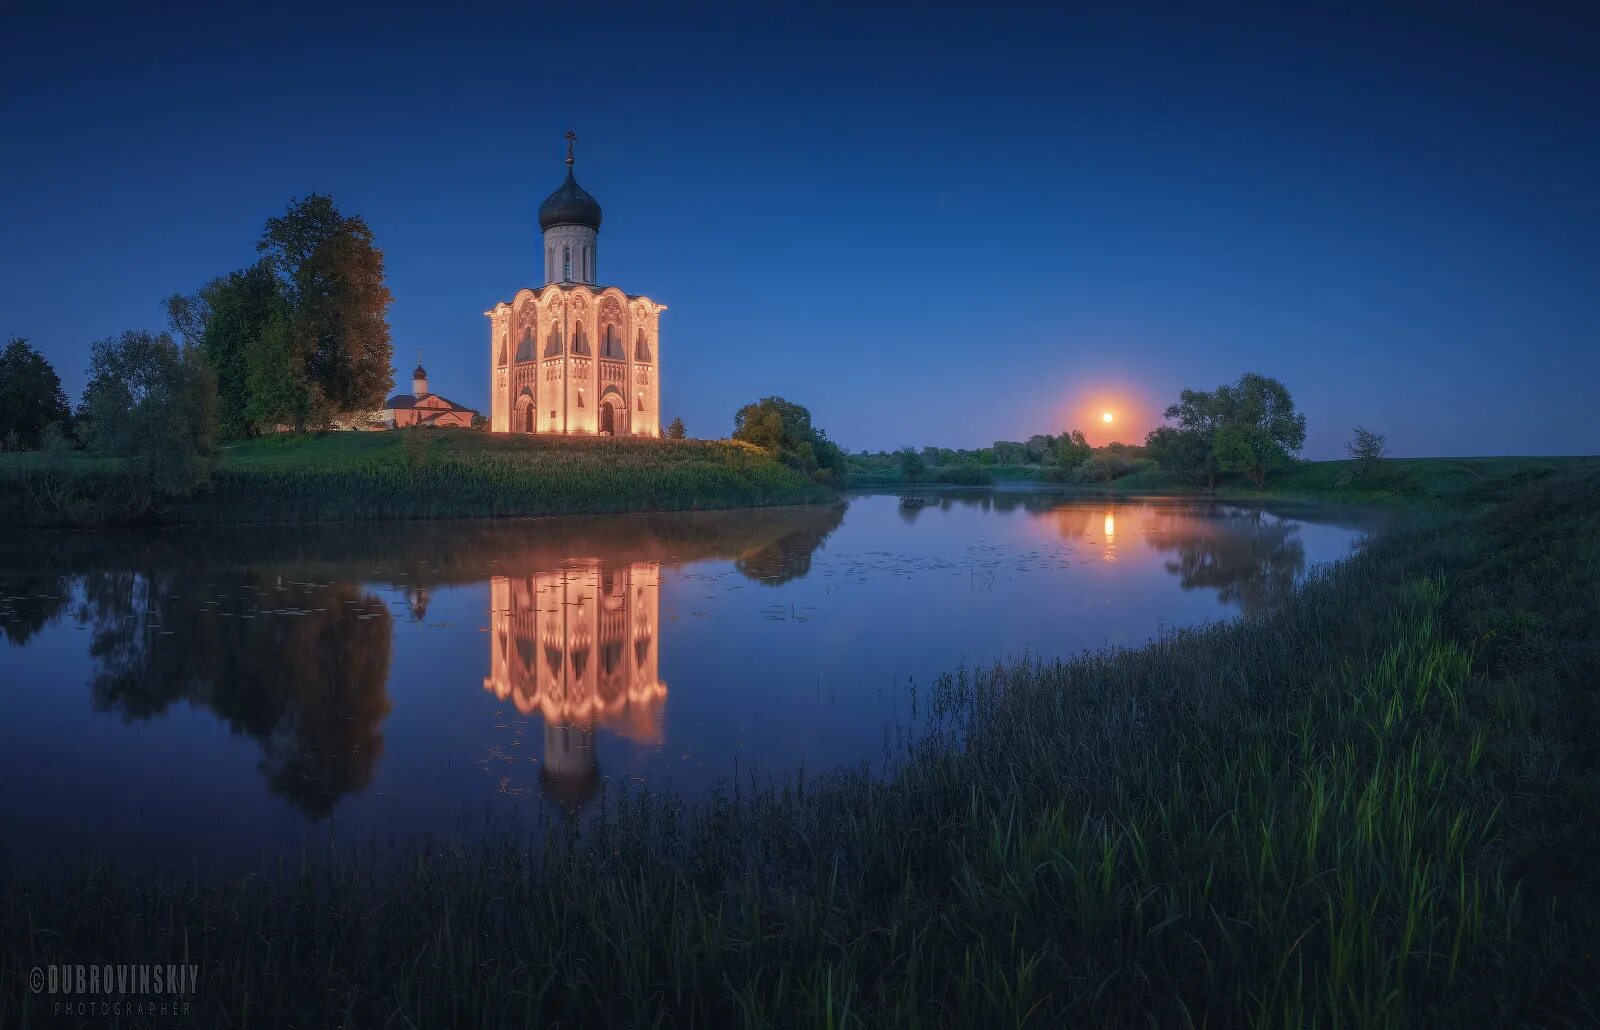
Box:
(856, 454), (1596, 508)
(3, 462), (1595, 1024)
(0, 431), (836, 527)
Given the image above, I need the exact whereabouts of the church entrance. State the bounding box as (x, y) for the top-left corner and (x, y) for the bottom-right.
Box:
(515, 392), (536, 434)
(599, 402), (616, 437)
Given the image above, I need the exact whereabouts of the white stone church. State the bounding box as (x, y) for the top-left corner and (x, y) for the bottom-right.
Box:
(485, 134), (664, 436)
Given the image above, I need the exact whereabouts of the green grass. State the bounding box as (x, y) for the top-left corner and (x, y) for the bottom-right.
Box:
(4, 462), (1597, 1025)
(860, 455), (1597, 508)
(0, 430), (835, 526)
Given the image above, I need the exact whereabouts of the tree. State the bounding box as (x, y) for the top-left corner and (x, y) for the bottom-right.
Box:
(1145, 425), (1217, 486)
(258, 194), (393, 429)
(1339, 426), (1389, 484)
(1052, 429), (1092, 472)
(732, 396), (848, 485)
(166, 259), (293, 439)
(1147, 373), (1306, 488)
(898, 447), (926, 482)
(1214, 424), (1290, 488)
(243, 302), (305, 432)
(78, 330), (219, 503)
(0, 338), (72, 450)
(665, 416), (686, 440)
(992, 439), (1029, 465)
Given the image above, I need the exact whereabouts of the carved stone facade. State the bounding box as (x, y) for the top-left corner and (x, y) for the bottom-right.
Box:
(487, 144), (664, 437)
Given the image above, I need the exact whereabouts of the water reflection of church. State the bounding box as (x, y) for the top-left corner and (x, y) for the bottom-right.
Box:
(483, 561), (666, 804)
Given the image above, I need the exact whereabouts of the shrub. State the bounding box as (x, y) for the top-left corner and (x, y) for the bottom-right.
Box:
(731, 396), (847, 487)
(898, 447), (926, 482)
(1338, 426), (1389, 485)
(934, 464), (994, 485)
(1072, 452), (1142, 482)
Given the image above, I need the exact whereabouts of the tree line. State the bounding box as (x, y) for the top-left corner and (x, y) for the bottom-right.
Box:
(2, 194), (393, 509)
(852, 372), (1386, 489)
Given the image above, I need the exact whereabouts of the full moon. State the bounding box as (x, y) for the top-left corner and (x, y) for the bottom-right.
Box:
(1101, 411), (1114, 423)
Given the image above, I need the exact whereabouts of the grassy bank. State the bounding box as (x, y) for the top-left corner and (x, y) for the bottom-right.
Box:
(5, 465), (1596, 1025)
(854, 454), (1597, 508)
(0, 431), (835, 526)
(1108, 454), (1598, 507)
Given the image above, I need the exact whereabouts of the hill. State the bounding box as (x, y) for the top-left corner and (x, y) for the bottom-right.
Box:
(0, 431), (836, 527)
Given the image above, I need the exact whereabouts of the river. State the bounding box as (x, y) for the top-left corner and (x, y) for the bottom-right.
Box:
(0, 490), (1374, 872)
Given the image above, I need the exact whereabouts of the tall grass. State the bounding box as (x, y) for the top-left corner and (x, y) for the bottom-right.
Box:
(0, 430), (834, 526)
(3, 469), (1596, 1025)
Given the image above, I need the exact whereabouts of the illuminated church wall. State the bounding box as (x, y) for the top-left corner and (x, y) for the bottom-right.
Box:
(483, 560), (666, 800)
(487, 136), (663, 438)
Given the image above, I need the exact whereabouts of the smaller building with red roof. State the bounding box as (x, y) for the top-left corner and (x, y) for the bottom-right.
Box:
(379, 362), (478, 429)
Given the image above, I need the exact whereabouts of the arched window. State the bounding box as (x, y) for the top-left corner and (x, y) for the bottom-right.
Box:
(634, 329), (651, 363)
(572, 322), (589, 355)
(563, 246), (571, 281)
(543, 325), (563, 357)
(603, 323), (623, 358)
(497, 334), (508, 366)
(516, 326), (535, 361)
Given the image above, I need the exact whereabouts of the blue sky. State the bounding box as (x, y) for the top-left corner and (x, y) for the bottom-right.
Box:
(2, 2), (1595, 457)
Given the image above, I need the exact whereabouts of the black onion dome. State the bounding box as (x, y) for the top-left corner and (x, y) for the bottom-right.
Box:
(412, 364), (427, 379)
(538, 168), (602, 231)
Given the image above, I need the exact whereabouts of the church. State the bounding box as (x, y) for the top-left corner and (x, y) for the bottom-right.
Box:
(379, 362), (477, 428)
(485, 134), (665, 436)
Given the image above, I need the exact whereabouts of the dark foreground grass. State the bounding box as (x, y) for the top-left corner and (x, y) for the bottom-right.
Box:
(4, 468), (1597, 1026)
(0, 430), (834, 526)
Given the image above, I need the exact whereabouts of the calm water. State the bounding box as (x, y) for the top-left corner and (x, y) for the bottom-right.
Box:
(0, 492), (1373, 872)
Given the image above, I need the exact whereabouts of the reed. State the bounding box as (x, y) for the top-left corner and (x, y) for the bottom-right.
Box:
(3, 466), (1596, 1026)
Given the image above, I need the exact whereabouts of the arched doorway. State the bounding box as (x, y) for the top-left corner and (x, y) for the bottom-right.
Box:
(599, 400), (617, 437)
(514, 392), (536, 434)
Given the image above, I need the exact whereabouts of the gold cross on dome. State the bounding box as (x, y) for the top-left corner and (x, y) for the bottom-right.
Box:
(565, 130), (577, 166)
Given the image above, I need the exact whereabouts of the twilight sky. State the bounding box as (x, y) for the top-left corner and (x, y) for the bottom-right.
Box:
(2, 3), (1596, 457)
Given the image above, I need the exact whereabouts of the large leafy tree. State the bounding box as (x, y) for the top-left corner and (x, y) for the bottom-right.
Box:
(0, 338), (71, 450)
(258, 194), (393, 430)
(166, 259), (294, 439)
(1146, 373), (1306, 488)
(78, 330), (219, 502)
(732, 396), (848, 485)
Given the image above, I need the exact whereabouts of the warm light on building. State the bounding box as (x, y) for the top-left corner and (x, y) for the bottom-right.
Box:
(486, 132), (665, 438)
